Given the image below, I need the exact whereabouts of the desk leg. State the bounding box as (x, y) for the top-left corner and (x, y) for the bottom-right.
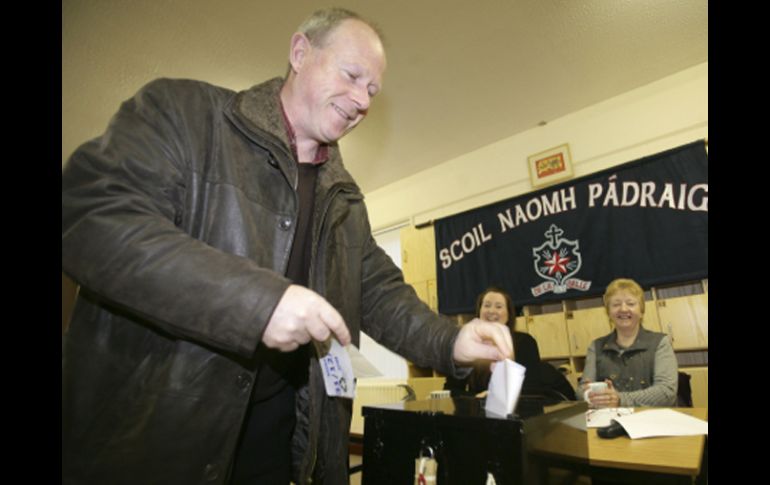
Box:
(695, 436), (708, 485)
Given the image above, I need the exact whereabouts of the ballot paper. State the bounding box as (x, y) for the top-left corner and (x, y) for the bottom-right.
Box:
(585, 407), (635, 428)
(319, 339), (356, 398)
(614, 408), (708, 439)
(484, 359), (526, 418)
(346, 344), (383, 379)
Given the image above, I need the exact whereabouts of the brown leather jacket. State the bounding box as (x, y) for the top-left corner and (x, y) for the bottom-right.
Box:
(62, 77), (462, 484)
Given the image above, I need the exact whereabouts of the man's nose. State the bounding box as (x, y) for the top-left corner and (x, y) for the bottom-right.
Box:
(351, 84), (371, 112)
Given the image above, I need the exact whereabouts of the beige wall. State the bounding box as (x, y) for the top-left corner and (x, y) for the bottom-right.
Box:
(365, 62), (708, 231)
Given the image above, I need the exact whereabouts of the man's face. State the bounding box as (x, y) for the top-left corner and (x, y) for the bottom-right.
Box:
(291, 19), (386, 144)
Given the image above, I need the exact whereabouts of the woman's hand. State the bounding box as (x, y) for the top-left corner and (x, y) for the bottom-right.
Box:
(588, 380), (621, 408)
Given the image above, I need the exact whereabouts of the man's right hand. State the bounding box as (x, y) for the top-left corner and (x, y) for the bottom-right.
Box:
(262, 285), (351, 351)
(452, 318), (514, 364)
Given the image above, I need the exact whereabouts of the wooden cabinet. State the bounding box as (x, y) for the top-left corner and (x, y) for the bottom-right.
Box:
(514, 316), (529, 334)
(426, 279), (438, 311)
(410, 280), (429, 307)
(526, 312), (570, 359)
(642, 299), (663, 333)
(401, 225), (441, 377)
(566, 307), (611, 357)
(656, 294), (708, 350)
(400, 225), (438, 312)
(410, 279), (438, 312)
(400, 225), (436, 283)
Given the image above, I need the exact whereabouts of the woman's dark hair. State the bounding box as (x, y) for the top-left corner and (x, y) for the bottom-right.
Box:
(475, 286), (516, 330)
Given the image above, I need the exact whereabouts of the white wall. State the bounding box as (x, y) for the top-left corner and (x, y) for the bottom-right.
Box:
(364, 62), (708, 231)
(357, 226), (409, 378)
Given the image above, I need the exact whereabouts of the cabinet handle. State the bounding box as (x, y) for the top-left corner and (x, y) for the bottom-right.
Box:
(667, 323), (674, 342)
(573, 334), (578, 350)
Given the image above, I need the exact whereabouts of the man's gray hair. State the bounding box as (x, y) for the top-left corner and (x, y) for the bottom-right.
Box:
(285, 8), (384, 78)
(297, 7), (384, 47)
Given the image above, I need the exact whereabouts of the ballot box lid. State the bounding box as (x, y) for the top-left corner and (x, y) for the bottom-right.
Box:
(361, 394), (576, 421)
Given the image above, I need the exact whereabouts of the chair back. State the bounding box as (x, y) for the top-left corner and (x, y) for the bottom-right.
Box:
(677, 371), (693, 407)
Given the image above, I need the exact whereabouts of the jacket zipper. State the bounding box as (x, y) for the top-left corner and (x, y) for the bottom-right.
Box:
(301, 183), (361, 484)
(307, 183), (361, 284)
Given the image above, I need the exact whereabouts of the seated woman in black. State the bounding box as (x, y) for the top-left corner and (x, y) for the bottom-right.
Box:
(444, 287), (541, 397)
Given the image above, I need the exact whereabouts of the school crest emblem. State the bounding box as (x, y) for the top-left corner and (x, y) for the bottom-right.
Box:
(531, 224), (591, 296)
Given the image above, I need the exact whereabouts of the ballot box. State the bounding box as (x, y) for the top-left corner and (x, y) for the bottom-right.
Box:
(360, 396), (588, 485)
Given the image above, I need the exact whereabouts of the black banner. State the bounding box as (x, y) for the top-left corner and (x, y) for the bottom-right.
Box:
(434, 141), (708, 314)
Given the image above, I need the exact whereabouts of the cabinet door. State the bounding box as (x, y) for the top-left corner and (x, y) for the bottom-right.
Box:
(408, 279), (438, 311)
(426, 279), (438, 312)
(526, 313), (570, 359)
(641, 301), (662, 332)
(400, 226), (437, 283)
(410, 280), (429, 307)
(514, 316), (529, 334)
(656, 294), (708, 350)
(566, 307), (611, 357)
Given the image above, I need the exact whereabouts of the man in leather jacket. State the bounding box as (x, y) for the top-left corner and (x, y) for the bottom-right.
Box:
(62, 8), (512, 485)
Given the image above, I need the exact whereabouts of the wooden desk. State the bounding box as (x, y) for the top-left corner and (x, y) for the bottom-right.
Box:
(354, 403), (707, 483)
(588, 407), (707, 476)
(569, 406), (708, 485)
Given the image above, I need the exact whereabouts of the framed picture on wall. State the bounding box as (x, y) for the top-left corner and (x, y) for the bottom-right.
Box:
(527, 143), (574, 188)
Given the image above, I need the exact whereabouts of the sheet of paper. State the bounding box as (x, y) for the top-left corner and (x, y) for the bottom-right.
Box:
(614, 408), (708, 439)
(345, 344), (383, 379)
(484, 359), (526, 418)
(585, 407), (635, 428)
(319, 339), (356, 398)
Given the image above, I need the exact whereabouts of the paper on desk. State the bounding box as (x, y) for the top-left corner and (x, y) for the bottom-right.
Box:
(484, 359), (526, 418)
(586, 407), (635, 428)
(345, 344), (383, 378)
(614, 408), (708, 439)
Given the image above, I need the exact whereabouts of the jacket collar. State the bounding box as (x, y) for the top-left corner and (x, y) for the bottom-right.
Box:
(227, 77), (361, 195)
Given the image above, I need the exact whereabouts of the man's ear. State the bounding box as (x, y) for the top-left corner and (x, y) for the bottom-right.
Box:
(288, 32), (312, 74)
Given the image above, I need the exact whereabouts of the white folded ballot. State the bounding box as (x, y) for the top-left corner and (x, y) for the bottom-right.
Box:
(484, 359), (526, 418)
(345, 343), (383, 379)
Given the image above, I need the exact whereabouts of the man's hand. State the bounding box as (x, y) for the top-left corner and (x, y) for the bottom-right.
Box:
(262, 285), (351, 351)
(452, 318), (514, 364)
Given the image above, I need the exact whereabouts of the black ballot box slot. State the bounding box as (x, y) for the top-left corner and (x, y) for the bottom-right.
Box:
(361, 396), (588, 485)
